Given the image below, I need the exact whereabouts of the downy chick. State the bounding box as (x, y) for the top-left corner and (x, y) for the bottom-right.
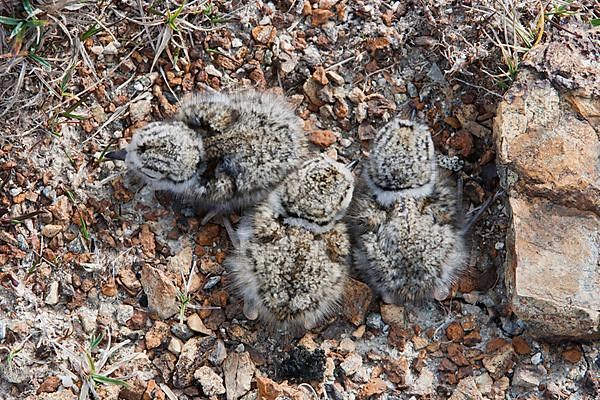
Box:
(226, 156), (355, 331)
(349, 119), (466, 303)
(107, 89), (306, 216)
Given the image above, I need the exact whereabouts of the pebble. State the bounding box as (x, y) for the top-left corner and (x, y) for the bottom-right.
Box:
(340, 353), (362, 375)
(116, 305), (134, 324)
(42, 186), (57, 201)
(45, 281), (60, 305)
(205, 65), (222, 77)
(140, 264), (179, 320)
(208, 339), (228, 366)
(103, 42), (119, 55)
(16, 234), (28, 251)
(67, 238), (84, 254)
(203, 276), (221, 290)
(407, 82), (418, 98)
(194, 366), (226, 396)
(90, 45), (103, 55)
(366, 313), (383, 330)
(339, 138), (352, 147)
(171, 323), (195, 341)
(168, 337), (183, 354)
(338, 337), (356, 353)
(41, 224), (63, 238)
(187, 313), (212, 335)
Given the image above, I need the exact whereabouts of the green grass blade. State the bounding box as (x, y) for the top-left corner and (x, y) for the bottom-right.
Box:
(0, 16), (23, 26)
(91, 375), (128, 386)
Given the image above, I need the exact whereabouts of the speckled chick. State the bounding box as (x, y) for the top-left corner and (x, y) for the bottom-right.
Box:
(349, 119), (466, 303)
(226, 156), (355, 331)
(177, 89), (307, 213)
(107, 89), (306, 215)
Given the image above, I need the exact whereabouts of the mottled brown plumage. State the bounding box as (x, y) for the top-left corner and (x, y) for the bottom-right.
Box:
(226, 156), (355, 331)
(349, 119), (466, 303)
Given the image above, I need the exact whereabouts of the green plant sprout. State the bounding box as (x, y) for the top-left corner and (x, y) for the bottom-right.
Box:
(52, 328), (142, 400)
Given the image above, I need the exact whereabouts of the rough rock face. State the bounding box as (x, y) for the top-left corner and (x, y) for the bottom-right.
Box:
(506, 196), (599, 338)
(495, 24), (600, 339)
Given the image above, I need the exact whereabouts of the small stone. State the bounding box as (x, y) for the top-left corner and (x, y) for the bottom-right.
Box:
(411, 336), (428, 350)
(512, 365), (541, 388)
(340, 353), (362, 375)
(342, 279), (372, 326)
(205, 64), (222, 77)
(45, 281), (59, 305)
(223, 352), (255, 400)
(444, 116), (462, 129)
(309, 130), (337, 147)
(251, 25), (277, 45)
(411, 368), (435, 396)
(449, 377), (483, 400)
(256, 377), (305, 400)
(173, 336), (217, 388)
(531, 352), (543, 365)
(366, 313), (382, 330)
(208, 339), (227, 366)
(37, 376), (61, 393)
(511, 336), (531, 355)
(140, 264), (178, 320)
(103, 42), (118, 55)
(187, 313), (212, 335)
(339, 138), (352, 147)
(145, 321), (170, 350)
(203, 276), (221, 290)
(41, 225), (62, 238)
(359, 378), (387, 398)
(447, 130), (473, 157)
(312, 66), (329, 85)
(116, 305), (134, 325)
(194, 366), (226, 396)
(380, 304), (405, 327)
(326, 70), (345, 85)
(168, 337), (183, 354)
(474, 374), (493, 395)
(129, 95), (152, 123)
(90, 45), (103, 55)
(311, 9), (334, 26)
(562, 347), (582, 363)
(353, 366), (370, 383)
(338, 337), (356, 353)
(446, 322), (464, 342)
(352, 325), (366, 338)
(171, 323), (194, 341)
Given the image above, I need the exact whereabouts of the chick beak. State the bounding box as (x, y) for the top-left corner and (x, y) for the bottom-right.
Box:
(345, 160), (359, 171)
(105, 149), (127, 161)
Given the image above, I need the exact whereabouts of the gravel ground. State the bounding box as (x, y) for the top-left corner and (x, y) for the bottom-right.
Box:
(0, 1), (598, 399)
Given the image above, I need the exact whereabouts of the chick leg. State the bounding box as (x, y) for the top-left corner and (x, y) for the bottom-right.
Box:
(201, 209), (219, 225)
(222, 216), (240, 249)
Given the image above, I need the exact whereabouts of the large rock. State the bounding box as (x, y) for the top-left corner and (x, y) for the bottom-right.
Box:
(495, 70), (599, 214)
(495, 24), (600, 339)
(506, 196), (599, 338)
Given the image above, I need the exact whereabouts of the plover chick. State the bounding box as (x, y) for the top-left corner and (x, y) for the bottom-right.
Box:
(349, 118), (466, 303)
(106, 89), (306, 223)
(226, 156), (355, 331)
